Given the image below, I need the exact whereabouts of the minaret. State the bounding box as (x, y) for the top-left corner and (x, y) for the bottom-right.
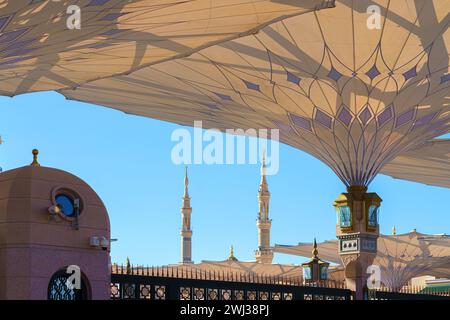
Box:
(255, 153), (274, 264)
(180, 166), (193, 264)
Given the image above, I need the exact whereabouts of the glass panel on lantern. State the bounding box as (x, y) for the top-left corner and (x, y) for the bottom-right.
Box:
(339, 206), (351, 228)
(368, 205), (379, 227)
(320, 265), (328, 280)
(303, 266), (312, 280)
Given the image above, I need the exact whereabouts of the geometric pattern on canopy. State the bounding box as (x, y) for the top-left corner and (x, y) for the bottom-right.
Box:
(274, 231), (450, 290)
(380, 139), (450, 188)
(62, 0), (450, 187)
(0, 0), (332, 95)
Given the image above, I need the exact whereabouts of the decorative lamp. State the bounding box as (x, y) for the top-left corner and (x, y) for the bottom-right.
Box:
(301, 239), (330, 284)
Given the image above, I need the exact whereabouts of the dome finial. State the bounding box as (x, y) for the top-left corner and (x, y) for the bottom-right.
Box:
(31, 149), (40, 167)
(392, 226), (397, 236)
(228, 245), (238, 261)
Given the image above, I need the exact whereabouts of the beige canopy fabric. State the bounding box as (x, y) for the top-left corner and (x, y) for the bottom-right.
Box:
(62, 0), (450, 187)
(0, 0), (332, 95)
(113, 259), (344, 282)
(176, 260), (343, 281)
(187, 260), (344, 282)
(274, 231), (450, 290)
(380, 139), (450, 188)
(181, 260), (303, 278)
(275, 241), (342, 264)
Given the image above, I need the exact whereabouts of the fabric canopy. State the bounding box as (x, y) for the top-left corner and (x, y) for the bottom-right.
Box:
(380, 139), (450, 188)
(180, 260), (344, 281)
(0, 0), (332, 95)
(274, 231), (450, 290)
(1, 1), (448, 188)
(61, 0), (450, 187)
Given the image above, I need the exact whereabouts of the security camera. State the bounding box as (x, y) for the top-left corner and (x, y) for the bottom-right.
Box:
(89, 236), (109, 250)
(48, 204), (62, 217)
(100, 237), (109, 251)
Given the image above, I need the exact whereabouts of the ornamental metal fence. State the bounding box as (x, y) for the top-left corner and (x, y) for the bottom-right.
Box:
(110, 265), (450, 300)
(365, 286), (450, 300)
(110, 265), (351, 300)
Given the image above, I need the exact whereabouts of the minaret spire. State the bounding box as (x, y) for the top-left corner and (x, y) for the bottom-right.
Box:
(180, 166), (193, 264)
(255, 152), (274, 264)
(260, 151), (268, 192)
(184, 165), (189, 197)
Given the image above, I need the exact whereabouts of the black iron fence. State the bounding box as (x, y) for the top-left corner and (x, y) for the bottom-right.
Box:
(110, 265), (450, 300)
(365, 286), (450, 300)
(110, 265), (351, 300)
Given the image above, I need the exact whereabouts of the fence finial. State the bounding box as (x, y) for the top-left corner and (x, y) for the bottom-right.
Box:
(126, 257), (131, 274)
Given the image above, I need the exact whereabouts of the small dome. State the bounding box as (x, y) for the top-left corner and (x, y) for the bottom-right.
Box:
(0, 163), (110, 247)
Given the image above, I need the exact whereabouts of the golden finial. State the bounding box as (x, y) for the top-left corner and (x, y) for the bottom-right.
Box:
(392, 226), (397, 236)
(228, 245), (238, 261)
(312, 238), (318, 259)
(30, 149), (40, 167)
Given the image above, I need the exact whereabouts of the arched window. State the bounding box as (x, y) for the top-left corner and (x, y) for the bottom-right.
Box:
(47, 267), (90, 300)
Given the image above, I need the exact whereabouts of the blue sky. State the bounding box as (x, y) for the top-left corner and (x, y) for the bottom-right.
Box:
(0, 91), (449, 266)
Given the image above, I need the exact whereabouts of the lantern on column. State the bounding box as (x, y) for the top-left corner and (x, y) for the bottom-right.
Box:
(333, 186), (382, 299)
(333, 186), (381, 253)
(301, 239), (329, 284)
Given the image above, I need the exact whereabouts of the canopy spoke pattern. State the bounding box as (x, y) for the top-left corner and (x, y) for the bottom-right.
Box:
(62, 0), (450, 187)
(0, 0), (331, 95)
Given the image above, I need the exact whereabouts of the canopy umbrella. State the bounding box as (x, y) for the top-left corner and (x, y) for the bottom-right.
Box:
(0, 0), (332, 95)
(60, 0), (450, 188)
(380, 138), (450, 188)
(274, 231), (450, 290)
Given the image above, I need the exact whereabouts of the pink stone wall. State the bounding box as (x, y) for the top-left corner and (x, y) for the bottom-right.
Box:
(0, 165), (111, 300)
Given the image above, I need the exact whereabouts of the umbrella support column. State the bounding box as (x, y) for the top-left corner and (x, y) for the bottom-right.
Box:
(334, 186), (382, 300)
(340, 250), (376, 300)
